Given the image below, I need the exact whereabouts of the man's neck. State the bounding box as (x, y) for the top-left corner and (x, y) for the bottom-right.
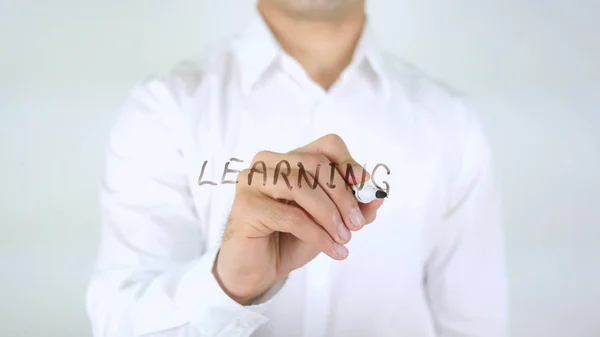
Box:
(257, 3), (366, 90)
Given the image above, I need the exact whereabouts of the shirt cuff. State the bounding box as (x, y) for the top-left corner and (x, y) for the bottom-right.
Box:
(174, 245), (287, 336)
(251, 277), (287, 305)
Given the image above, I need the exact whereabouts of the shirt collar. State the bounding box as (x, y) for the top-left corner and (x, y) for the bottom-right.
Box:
(235, 7), (390, 99)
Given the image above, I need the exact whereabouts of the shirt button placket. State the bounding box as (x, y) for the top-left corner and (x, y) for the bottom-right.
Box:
(313, 96), (336, 137)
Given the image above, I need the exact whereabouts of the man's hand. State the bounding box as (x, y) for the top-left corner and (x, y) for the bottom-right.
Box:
(213, 134), (384, 305)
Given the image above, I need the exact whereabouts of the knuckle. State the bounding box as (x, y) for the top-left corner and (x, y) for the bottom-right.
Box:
(238, 168), (251, 178)
(314, 153), (331, 167)
(252, 150), (272, 163)
(325, 133), (344, 147)
(329, 209), (342, 226)
(265, 207), (284, 225)
(300, 153), (324, 170)
(285, 206), (306, 225)
(317, 153), (331, 165)
(269, 189), (286, 202)
(265, 203), (304, 230)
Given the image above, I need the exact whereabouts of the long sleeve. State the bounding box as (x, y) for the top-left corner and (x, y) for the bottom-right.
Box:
(86, 76), (282, 337)
(424, 102), (508, 337)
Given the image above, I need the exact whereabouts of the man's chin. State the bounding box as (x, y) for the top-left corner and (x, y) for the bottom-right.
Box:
(289, 9), (351, 22)
(266, 0), (362, 22)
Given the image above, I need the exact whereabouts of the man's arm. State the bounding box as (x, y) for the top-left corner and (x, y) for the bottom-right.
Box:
(424, 101), (508, 337)
(86, 76), (279, 337)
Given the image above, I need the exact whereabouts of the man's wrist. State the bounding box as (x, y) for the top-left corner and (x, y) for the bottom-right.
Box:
(212, 249), (266, 305)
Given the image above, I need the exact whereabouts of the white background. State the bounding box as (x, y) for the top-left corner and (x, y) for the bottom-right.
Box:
(1, 0), (599, 336)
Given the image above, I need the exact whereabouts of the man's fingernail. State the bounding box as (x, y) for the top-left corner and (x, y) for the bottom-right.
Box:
(337, 222), (351, 242)
(349, 208), (365, 228)
(333, 243), (349, 258)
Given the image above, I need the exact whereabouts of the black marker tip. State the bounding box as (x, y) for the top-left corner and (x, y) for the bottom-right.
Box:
(375, 190), (387, 199)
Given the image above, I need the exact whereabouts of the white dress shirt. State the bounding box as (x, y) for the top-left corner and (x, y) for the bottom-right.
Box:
(86, 9), (507, 337)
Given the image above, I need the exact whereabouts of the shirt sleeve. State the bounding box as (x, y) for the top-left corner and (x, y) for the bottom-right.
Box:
(86, 76), (286, 337)
(424, 101), (508, 337)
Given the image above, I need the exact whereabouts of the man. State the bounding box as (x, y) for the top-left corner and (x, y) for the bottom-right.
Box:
(86, 0), (507, 336)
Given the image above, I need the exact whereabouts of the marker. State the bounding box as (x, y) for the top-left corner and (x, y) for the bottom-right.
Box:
(352, 180), (387, 203)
